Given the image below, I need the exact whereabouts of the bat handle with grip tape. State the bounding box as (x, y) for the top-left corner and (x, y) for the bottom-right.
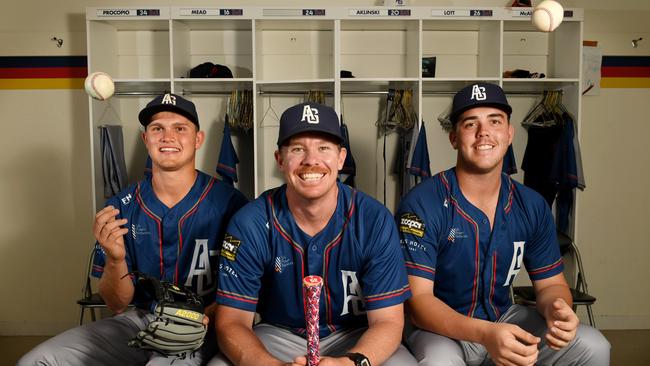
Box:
(303, 275), (323, 366)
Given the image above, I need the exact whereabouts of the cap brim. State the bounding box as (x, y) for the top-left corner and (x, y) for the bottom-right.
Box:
(138, 105), (199, 127)
(450, 103), (512, 125)
(277, 128), (344, 147)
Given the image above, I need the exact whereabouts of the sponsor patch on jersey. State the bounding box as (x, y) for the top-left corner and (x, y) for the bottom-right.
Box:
(447, 227), (468, 243)
(219, 263), (238, 278)
(121, 193), (133, 205)
(399, 213), (425, 237)
(220, 234), (241, 261)
(274, 256), (294, 273)
(401, 238), (427, 252)
(131, 224), (151, 240)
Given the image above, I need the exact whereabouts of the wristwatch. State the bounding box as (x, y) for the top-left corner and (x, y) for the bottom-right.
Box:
(345, 352), (371, 366)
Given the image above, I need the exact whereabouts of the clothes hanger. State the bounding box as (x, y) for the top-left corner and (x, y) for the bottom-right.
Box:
(522, 90), (557, 128)
(260, 93), (280, 127)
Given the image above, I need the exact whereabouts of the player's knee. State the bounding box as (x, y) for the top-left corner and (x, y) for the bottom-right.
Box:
(381, 345), (418, 366)
(204, 355), (233, 366)
(573, 324), (611, 365)
(17, 346), (57, 366)
(417, 357), (465, 366)
(413, 347), (465, 366)
(407, 332), (465, 366)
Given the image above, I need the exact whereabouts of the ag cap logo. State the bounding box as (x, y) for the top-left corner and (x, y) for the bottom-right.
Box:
(470, 84), (487, 101)
(161, 93), (176, 105)
(301, 105), (319, 124)
(220, 234), (241, 261)
(399, 213), (425, 237)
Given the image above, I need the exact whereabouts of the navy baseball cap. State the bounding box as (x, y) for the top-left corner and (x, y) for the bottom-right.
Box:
(277, 102), (343, 147)
(449, 83), (512, 125)
(138, 93), (200, 128)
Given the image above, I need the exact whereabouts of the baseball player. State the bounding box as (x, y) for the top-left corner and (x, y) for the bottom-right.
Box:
(208, 102), (416, 366)
(19, 93), (248, 366)
(397, 83), (610, 366)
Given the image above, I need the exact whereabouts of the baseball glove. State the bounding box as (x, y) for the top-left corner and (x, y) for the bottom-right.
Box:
(128, 272), (207, 358)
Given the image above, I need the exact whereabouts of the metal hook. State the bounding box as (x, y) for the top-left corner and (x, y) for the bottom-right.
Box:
(632, 37), (643, 48)
(51, 37), (63, 48)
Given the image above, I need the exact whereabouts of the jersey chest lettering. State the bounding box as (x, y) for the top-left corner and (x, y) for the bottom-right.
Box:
(340, 270), (366, 316)
(503, 241), (525, 286)
(185, 239), (218, 295)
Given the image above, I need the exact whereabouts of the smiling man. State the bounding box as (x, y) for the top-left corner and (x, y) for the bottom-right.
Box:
(19, 93), (248, 366)
(396, 83), (609, 366)
(209, 102), (416, 366)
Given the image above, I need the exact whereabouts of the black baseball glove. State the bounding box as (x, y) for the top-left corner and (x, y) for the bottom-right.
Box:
(127, 272), (207, 359)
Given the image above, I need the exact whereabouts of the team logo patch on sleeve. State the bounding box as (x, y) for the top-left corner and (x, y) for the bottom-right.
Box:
(399, 213), (425, 237)
(220, 234), (241, 261)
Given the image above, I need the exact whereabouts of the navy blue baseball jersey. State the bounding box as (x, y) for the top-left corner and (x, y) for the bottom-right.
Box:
(397, 168), (563, 321)
(216, 182), (411, 338)
(92, 171), (248, 306)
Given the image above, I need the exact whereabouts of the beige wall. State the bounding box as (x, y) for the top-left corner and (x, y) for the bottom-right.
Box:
(579, 9), (650, 328)
(0, 0), (649, 335)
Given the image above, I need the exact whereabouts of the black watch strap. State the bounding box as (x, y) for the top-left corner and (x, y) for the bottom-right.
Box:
(345, 352), (371, 366)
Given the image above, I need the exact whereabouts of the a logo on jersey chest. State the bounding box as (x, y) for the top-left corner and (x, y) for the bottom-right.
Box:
(220, 234), (241, 261)
(121, 193), (133, 205)
(341, 270), (366, 316)
(274, 256), (294, 273)
(447, 227), (468, 243)
(131, 224), (151, 240)
(399, 213), (425, 237)
(503, 241), (525, 286)
(184, 239), (218, 296)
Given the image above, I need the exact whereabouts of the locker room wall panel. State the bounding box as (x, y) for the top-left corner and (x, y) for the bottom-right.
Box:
(256, 95), (305, 192)
(342, 95), (403, 209)
(256, 22), (335, 81)
(0, 89), (92, 335)
(578, 9), (650, 328)
(341, 20), (420, 79)
(186, 30), (254, 78)
(117, 30), (170, 79)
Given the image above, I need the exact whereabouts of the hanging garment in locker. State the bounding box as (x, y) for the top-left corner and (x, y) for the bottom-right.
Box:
(502, 144), (518, 175)
(551, 113), (585, 233)
(340, 121), (356, 187)
(99, 125), (128, 197)
(408, 121), (432, 180)
(395, 126), (415, 198)
(522, 123), (563, 206)
(217, 118), (239, 185)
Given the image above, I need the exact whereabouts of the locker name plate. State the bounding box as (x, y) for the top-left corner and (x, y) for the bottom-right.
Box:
(97, 9), (161, 17)
(511, 9), (533, 17)
(431, 9), (493, 17)
(348, 9), (412, 16)
(178, 8), (243, 16)
(263, 9), (324, 16)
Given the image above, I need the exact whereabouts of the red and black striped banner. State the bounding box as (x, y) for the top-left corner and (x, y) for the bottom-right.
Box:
(601, 56), (650, 88)
(0, 56), (87, 89)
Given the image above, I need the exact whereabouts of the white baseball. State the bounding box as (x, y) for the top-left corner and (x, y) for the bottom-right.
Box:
(532, 0), (564, 32)
(84, 71), (115, 100)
